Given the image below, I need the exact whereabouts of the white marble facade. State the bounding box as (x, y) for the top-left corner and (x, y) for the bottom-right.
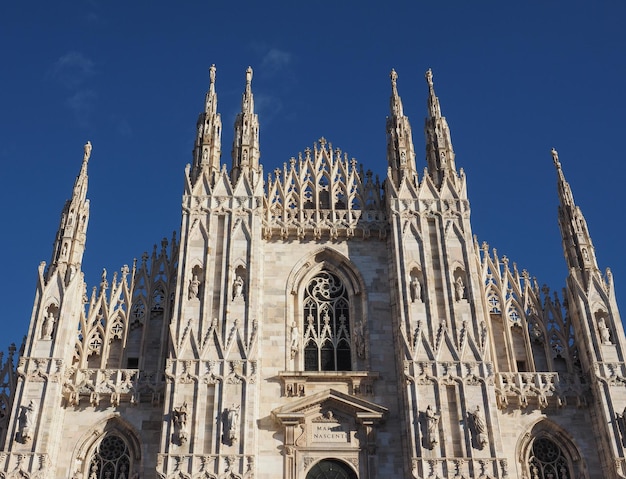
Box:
(0, 66), (624, 479)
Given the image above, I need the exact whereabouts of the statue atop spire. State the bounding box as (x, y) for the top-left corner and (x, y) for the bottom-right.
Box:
(48, 142), (92, 283)
(231, 66), (260, 184)
(386, 68), (416, 187)
(209, 64), (216, 85)
(425, 68), (434, 88)
(423, 69), (456, 187)
(83, 141), (92, 163)
(551, 147), (560, 168)
(554, 148), (599, 281)
(190, 64), (223, 185)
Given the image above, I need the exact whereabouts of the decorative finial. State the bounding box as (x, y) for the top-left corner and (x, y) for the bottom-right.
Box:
(390, 68), (398, 85)
(246, 66), (253, 84)
(209, 64), (216, 85)
(425, 69), (434, 88)
(551, 147), (560, 168)
(83, 141), (92, 162)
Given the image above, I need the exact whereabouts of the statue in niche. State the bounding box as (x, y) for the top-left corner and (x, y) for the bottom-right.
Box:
(233, 275), (244, 300)
(423, 405), (439, 449)
(617, 407), (626, 447)
(410, 277), (422, 303)
(289, 321), (300, 359)
(598, 317), (612, 345)
(41, 311), (56, 340)
(19, 400), (36, 443)
(467, 406), (488, 450)
(355, 320), (366, 359)
(224, 404), (240, 445)
(172, 403), (189, 445)
(455, 276), (465, 302)
(188, 275), (200, 300)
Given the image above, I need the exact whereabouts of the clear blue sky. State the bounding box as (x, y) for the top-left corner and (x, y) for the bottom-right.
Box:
(1, 2), (625, 350)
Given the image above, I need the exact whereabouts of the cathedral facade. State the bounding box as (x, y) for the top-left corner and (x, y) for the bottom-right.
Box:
(0, 66), (624, 479)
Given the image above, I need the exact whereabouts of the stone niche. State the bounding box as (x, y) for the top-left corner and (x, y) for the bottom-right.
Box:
(272, 389), (387, 479)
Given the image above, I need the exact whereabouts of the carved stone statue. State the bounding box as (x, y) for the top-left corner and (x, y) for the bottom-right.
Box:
(84, 141), (92, 162)
(355, 320), (366, 359)
(41, 311), (55, 340)
(172, 403), (189, 445)
(455, 276), (465, 302)
(598, 318), (612, 345)
(224, 403), (240, 445)
(188, 275), (200, 300)
(410, 277), (421, 303)
(467, 405), (488, 450)
(233, 275), (244, 300)
(19, 400), (36, 443)
(617, 407), (626, 447)
(423, 405), (439, 449)
(289, 321), (299, 359)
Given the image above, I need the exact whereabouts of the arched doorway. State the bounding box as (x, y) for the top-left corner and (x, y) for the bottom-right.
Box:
(306, 459), (357, 479)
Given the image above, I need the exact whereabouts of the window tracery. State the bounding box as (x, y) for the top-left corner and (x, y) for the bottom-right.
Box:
(88, 434), (132, 479)
(528, 437), (572, 479)
(303, 271), (352, 371)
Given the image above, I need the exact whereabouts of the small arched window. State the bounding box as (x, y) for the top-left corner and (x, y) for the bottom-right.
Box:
(87, 434), (132, 479)
(529, 436), (572, 479)
(303, 271), (351, 371)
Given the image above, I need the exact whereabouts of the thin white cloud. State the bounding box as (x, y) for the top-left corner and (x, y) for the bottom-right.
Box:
(66, 89), (97, 127)
(261, 48), (292, 75)
(254, 93), (284, 124)
(50, 52), (95, 89)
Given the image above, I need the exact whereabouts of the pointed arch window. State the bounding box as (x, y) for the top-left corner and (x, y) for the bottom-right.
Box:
(88, 434), (132, 479)
(529, 437), (572, 479)
(303, 271), (352, 371)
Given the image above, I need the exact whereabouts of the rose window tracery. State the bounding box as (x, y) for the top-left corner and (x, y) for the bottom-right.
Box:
(529, 437), (571, 479)
(88, 434), (131, 479)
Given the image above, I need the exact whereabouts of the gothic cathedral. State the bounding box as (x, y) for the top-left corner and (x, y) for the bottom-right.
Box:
(0, 66), (624, 479)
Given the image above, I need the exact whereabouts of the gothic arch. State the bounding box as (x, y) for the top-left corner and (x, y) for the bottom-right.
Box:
(71, 415), (142, 479)
(516, 419), (586, 479)
(287, 248), (366, 298)
(285, 248), (368, 371)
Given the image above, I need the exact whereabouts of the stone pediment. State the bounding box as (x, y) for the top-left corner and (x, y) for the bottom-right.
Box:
(272, 388), (387, 426)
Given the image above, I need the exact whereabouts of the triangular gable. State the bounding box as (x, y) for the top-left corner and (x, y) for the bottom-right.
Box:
(272, 388), (387, 425)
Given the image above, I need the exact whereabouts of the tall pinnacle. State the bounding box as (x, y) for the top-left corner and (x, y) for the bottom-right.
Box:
(231, 66), (260, 183)
(48, 141), (92, 282)
(386, 69), (417, 187)
(553, 148), (599, 278)
(424, 69), (457, 187)
(191, 64), (222, 185)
